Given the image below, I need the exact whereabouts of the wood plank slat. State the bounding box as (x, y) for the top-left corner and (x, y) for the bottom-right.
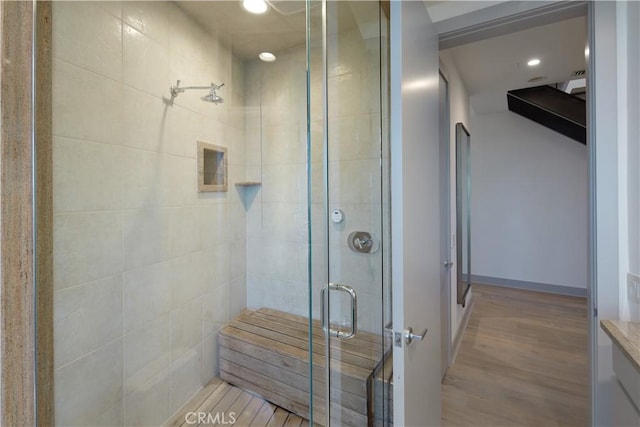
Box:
(217, 307), (390, 426)
(230, 396), (265, 426)
(257, 307), (383, 347)
(218, 326), (372, 382)
(229, 316), (376, 374)
(220, 366), (368, 426)
(237, 311), (381, 366)
(199, 386), (242, 425)
(250, 401), (278, 426)
(183, 382), (233, 427)
(164, 378), (224, 427)
(217, 331), (367, 403)
(221, 371), (314, 422)
(249, 310), (384, 359)
(283, 414), (304, 427)
(206, 390), (253, 427)
(267, 408), (290, 427)
(219, 348), (367, 414)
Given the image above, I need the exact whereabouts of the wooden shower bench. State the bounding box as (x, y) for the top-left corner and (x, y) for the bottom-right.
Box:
(218, 308), (392, 426)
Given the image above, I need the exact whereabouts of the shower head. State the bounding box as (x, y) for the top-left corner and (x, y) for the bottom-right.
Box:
(170, 80), (224, 105)
(201, 93), (224, 104)
(201, 89), (224, 104)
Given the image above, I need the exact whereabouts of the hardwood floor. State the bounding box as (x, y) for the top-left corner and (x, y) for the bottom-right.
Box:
(442, 284), (589, 427)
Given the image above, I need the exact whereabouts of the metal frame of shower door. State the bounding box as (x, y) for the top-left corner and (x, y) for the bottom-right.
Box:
(320, 0), (331, 424)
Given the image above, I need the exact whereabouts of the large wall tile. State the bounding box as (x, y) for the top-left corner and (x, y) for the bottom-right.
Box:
(170, 344), (202, 414)
(122, 87), (169, 153)
(201, 333), (218, 386)
(165, 155), (197, 207)
(124, 369), (171, 427)
(53, 1), (123, 81)
(121, 148), (168, 209)
(124, 314), (170, 395)
(203, 244), (230, 289)
(327, 72), (363, 119)
(171, 298), (202, 362)
(229, 240), (246, 281)
(53, 137), (123, 213)
(54, 212), (123, 290)
(200, 204), (228, 249)
(165, 105), (201, 159)
(123, 24), (169, 99)
(54, 275), (123, 369)
(202, 282), (228, 340)
(328, 114), (378, 162)
(122, 1), (170, 46)
(123, 261), (171, 334)
(55, 339), (124, 427)
(261, 164), (306, 203)
(170, 206), (202, 257)
(123, 208), (171, 271)
(328, 159), (381, 205)
(53, 59), (123, 145)
(170, 251), (205, 308)
(95, 1), (122, 19)
(229, 275), (247, 319)
(262, 124), (304, 166)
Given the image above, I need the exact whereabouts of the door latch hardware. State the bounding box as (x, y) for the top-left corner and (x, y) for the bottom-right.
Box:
(394, 332), (403, 348)
(404, 327), (428, 345)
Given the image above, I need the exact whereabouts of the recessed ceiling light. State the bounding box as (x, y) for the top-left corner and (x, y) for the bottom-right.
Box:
(259, 52), (276, 62)
(527, 58), (541, 67)
(242, 0), (268, 14)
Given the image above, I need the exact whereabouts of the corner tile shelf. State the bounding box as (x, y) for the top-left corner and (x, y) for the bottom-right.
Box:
(235, 181), (262, 187)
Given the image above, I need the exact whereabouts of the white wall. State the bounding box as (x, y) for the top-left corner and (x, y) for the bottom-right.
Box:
(439, 51), (472, 345)
(470, 111), (588, 289)
(618, 0), (640, 322)
(52, 2), (246, 425)
(628, 2), (640, 282)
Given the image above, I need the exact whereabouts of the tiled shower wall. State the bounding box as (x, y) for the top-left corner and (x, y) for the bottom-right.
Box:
(245, 26), (387, 333)
(52, 2), (246, 425)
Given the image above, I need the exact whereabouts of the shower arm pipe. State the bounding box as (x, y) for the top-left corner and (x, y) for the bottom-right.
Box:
(170, 80), (224, 98)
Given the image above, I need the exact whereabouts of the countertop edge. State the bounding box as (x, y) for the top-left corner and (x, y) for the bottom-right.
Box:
(600, 319), (640, 372)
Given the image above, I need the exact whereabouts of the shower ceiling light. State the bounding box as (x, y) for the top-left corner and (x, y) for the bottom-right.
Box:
(242, 0), (268, 14)
(527, 58), (541, 67)
(259, 52), (276, 62)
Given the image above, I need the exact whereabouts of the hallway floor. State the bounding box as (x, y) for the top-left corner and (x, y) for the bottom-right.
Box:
(442, 284), (589, 426)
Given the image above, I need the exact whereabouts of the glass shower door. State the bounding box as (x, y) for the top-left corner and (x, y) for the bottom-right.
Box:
(309, 1), (391, 425)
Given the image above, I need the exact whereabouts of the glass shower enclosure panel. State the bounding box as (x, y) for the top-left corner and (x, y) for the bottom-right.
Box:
(310, 1), (391, 425)
(46, 0), (389, 425)
(49, 1), (314, 425)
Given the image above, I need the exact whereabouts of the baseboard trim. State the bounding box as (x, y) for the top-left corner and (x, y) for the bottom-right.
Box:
(450, 297), (474, 367)
(470, 275), (588, 298)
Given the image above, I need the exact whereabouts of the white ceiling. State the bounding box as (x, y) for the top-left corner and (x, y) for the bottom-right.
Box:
(425, 0), (509, 23)
(441, 16), (587, 113)
(176, 1), (362, 60)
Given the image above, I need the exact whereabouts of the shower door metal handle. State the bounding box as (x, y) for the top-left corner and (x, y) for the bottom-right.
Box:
(321, 283), (357, 339)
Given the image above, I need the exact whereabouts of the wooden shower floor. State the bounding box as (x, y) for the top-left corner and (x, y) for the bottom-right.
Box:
(165, 377), (317, 427)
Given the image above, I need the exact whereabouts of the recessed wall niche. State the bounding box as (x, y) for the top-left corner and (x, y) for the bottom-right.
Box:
(198, 141), (228, 192)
